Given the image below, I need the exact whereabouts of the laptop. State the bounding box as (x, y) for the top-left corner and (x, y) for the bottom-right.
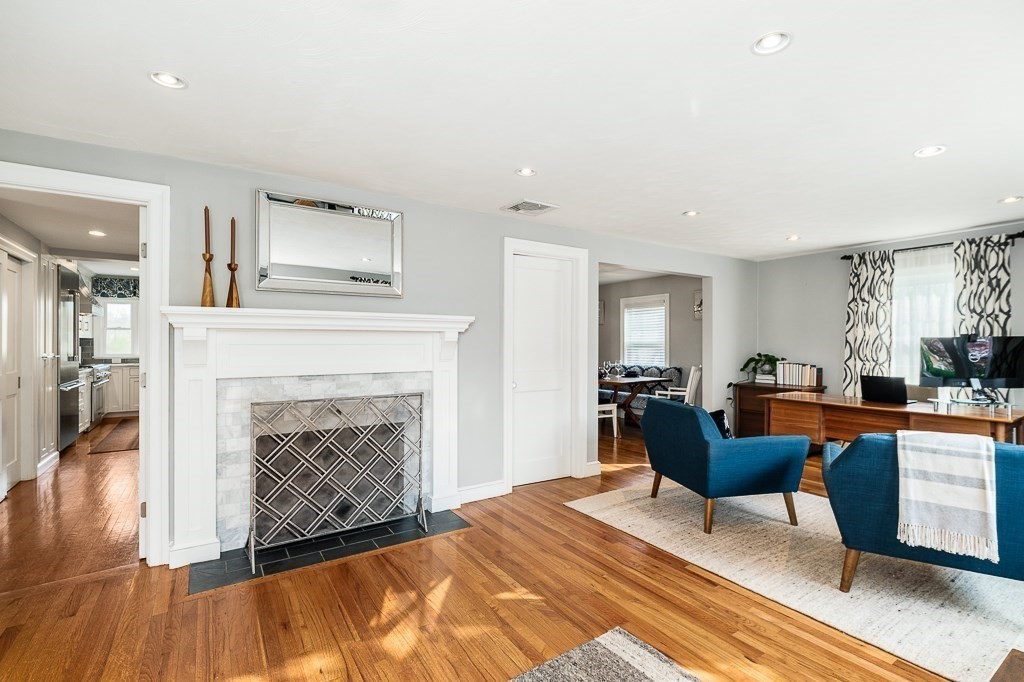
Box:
(860, 375), (917, 404)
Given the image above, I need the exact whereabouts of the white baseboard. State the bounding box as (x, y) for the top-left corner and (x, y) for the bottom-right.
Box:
(459, 479), (510, 505)
(576, 460), (602, 478)
(36, 450), (59, 477)
(168, 537), (221, 568)
(426, 492), (462, 513)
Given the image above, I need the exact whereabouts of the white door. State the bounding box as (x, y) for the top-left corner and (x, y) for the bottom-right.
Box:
(1, 253), (21, 492)
(511, 254), (572, 485)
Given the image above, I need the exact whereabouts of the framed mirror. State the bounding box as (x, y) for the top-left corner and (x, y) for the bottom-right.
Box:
(256, 189), (403, 297)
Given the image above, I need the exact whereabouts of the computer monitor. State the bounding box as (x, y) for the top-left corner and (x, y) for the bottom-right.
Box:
(919, 335), (1024, 389)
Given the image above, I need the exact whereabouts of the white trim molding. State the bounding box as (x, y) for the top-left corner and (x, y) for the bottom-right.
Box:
(502, 238), (592, 493)
(459, 479), (509, 505)
(163, 306), (474, 567)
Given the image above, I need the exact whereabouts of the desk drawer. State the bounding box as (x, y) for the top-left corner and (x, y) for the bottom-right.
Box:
(825, 408), (907, 441)
(908, 415), (993, 437)
(769, 401), (821, 442)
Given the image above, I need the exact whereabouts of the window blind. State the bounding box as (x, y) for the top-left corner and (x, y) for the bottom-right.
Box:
(623, 302), (666, 364)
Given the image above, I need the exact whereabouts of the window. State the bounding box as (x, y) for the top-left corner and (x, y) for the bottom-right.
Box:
(891, 247), (955, 384)
(620, 294), (669, 365)
(95, 298), (140, 358)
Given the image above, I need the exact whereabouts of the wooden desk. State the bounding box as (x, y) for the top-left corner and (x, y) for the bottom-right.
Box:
(599, 376), (663, 427)
(733, 382), (826, 438)
(764, 392), (1024, 443)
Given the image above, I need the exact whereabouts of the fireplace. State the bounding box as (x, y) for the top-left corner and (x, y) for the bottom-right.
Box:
(165, 307), (474, 568)
(248, 393), (426, 568)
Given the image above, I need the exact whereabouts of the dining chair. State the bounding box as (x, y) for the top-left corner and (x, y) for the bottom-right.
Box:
(596, 402), (620, 438)
(654, 365), (702, 404)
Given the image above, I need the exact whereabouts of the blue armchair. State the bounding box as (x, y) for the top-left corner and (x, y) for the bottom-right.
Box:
(641, 399), (811, 533)
(823, 434), (1024, 592)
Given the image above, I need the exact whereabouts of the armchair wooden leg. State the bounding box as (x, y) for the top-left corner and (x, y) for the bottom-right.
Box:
(650, 473), (662, 498)
(840, 549), (862, 593)
(703, 498), (715, 534)
(783, 492), (798, 526)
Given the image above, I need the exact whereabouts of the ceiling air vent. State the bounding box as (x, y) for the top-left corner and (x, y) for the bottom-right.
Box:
(501, 199), (560, 216)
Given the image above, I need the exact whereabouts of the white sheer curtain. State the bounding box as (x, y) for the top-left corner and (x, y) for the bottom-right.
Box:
(891, 246), (955, 384)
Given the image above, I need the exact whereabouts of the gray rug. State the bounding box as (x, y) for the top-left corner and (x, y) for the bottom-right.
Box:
(512, 628), (699, 681)
(567, 482), (1024, 682)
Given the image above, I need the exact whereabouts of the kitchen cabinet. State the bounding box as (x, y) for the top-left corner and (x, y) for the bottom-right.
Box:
(78, 369), (92, 434)
(105, 365), (139, 414)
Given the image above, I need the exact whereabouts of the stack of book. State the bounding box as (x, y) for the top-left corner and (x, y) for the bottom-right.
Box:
(754, 373), (776, 384)
(775, 361), (823, 387)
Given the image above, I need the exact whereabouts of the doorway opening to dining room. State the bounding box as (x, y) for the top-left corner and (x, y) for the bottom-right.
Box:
(597, 263), (708, 442)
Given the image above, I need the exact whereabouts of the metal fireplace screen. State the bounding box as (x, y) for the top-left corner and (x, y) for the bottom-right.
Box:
(248, 393), (424, 562)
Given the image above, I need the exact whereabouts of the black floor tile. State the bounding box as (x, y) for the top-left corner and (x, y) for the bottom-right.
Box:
(321, 541), (377, 562)
(373, 529), (427, 548)
(261, 552), (324, 576)
(222, 556), (251, 572)
(220, 548), (247, 560)
(286, 535), (342, 557)
(338, 525), (393, 545)
(254, 547), (288, 563)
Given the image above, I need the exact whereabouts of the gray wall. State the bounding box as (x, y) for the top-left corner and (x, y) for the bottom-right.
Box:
(598, 275), (703, 375)
(756, 222), (1024, 397)
(0, 128), (759, 489)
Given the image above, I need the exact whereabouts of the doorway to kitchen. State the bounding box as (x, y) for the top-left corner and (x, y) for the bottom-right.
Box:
(0, 169), (164, 592)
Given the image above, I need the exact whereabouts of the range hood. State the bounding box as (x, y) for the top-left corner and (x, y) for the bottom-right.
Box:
(79, 280), (104, 315)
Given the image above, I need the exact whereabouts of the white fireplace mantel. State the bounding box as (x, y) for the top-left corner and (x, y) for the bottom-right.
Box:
(162, 306), (474, 568)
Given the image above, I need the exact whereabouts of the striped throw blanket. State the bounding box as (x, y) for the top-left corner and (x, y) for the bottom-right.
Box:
(896, 430), (999, 563)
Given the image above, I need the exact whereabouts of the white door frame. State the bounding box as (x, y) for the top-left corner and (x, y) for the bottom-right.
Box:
(0, 161), (170, 566)
(0, 234), (39, 496)
(502, 238), (590, 492)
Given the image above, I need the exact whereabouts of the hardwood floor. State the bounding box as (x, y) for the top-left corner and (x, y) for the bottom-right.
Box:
(0, 417), (139, 593)
(0, 419), (1012, 680)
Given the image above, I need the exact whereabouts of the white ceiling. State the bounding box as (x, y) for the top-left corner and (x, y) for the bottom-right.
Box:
(1, 2), (1023, 260)
(0, 188), (139, 257)
(599, 263), (680, 286)
(77, 259), (140, 278)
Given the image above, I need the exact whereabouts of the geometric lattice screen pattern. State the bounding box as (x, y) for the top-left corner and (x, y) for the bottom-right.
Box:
(250, 393), (423, 550)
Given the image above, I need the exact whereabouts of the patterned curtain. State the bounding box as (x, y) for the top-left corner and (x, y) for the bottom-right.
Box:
(953, 234), (1012, 400)
(92, 276), (140, 298)
(842, 250), (895, 397)
(954, 235), (1011, 336)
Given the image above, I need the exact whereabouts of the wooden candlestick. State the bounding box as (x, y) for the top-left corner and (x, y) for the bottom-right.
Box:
(226, 217), (240, 308)
(201, 206), (215, 307)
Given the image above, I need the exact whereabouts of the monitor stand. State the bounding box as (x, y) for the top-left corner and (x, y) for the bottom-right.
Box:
(950, 378), (998, 406)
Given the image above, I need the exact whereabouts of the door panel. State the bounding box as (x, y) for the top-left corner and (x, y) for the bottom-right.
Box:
(511, 254), (572, 486)
(2, 253), (20, 491)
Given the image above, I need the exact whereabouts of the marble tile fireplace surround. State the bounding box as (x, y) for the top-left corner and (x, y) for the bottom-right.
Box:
(164, 307), (474, 568)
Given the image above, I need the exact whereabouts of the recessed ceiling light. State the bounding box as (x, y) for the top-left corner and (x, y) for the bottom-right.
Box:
(682, 210), (700, 217)
(751, 32), (792, 56)
(88, 230), (106, 237)
(130, 267), (139, 272)
(149, 71), (188, 89)
(913, 145), (946, 158)
(999, 196), (1023, 204)
(786, 235), (800, 241)
(361, 257), (372, 262)
(515, 168), (537, 177)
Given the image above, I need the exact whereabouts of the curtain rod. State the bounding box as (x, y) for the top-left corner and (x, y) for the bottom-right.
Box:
(839, 230), (1024, 261)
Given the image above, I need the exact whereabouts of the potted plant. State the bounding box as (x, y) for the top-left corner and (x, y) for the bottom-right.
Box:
(727, 352), (786, 402)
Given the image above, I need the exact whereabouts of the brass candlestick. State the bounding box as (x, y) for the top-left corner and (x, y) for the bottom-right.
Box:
(201, 206), (215, 306)
(226, 216), (240, 308)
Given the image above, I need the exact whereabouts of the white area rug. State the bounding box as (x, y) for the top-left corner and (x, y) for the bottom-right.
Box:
(566, 483), (1024, 682)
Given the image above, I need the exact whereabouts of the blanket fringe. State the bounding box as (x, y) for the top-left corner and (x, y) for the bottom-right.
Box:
(897, 522), (1000, 564)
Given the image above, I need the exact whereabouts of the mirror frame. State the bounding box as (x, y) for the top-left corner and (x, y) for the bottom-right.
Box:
(255, 189), (404, 298)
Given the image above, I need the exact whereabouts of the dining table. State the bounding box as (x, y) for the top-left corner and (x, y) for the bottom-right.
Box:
(598, 375), (664, 427)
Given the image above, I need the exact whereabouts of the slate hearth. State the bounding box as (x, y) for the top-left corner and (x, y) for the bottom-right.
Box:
(188, 510), (469, 594)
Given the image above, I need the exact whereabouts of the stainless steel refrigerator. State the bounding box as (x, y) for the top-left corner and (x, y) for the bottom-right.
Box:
(57, 265), (82, 451)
